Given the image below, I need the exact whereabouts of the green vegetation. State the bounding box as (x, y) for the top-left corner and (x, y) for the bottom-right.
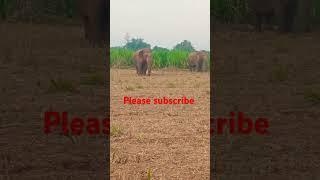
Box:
(48, 78), (78, 93)
(152, 46), (169, 51)
(124, 38), (151, 51)
(110, 46), (211, 69)
(81, 72), (105, 86)
(110, 47), (135, 67)
(1, 0), (320, 23)
(111, 46), (211, 69)
(304, 89), (320, 105)
(173, 40), (195, 52)
(212, 0), (320, 23)
(110, 47), (193, 69)
(0, 0), (77, 20)
(111, 38), (210, 69)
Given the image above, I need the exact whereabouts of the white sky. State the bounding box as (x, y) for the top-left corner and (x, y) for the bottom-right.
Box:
(110, 0), (210, 51)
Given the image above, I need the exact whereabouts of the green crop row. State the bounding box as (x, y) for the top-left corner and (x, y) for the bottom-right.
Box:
(110, 48), (210, 69)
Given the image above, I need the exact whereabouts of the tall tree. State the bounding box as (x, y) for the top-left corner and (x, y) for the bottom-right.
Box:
(124, 38), (151, 51)
(173, 40), (195, 52)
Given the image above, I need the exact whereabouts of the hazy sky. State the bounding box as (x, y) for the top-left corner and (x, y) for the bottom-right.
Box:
(110, 0), (210, 51)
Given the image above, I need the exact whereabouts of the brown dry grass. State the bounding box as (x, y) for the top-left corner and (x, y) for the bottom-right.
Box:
(0, 22), (107, 179)
(110, 69), (210, 179)
(2, 21), (319, 179)
(213, 27), (320, 179)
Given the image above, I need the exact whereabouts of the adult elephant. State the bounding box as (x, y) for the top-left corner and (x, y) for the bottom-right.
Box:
(78, 0), (108, 47)
(188, 51), (209, 72)
(248, 0), (312, 32)
(132, 48), (153, 76)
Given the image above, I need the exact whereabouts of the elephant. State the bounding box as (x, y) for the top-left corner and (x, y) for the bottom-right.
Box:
(78, 0), (108, 47)
(188, 51), (209, 72)
(132, 48), (153, 76)
(248, 0), (312, 32)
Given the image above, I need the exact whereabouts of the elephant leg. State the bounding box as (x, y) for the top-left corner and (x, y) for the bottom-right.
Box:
(147, 61), (152, 76)
(142, 63), (147, 75)
(256, 14), (263, 32)
(201, 61), (206, 72)
(137, 63), (143, 76)
(83, 16), (89, 40)
(81, 15), (93, 46)
(264, 14), (273, 30)
(140, 63), (145, 75)
(191, 64), (196, 72)
(198, 60), (204, 72)
(195, 63), (200, 72)
(135, 63), (139, 75)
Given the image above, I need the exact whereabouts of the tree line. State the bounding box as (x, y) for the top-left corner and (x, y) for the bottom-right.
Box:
(119, 38), (197, 52)
(2, 0), (318, 25)
(0, 0), (77, 21)
(212, 0), (320, 24)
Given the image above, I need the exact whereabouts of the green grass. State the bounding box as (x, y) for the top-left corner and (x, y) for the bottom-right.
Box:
(81, 72), (105, 86)
(110, 48), (135, 68)
(47, 78), (78, 93)
(304, 89), (320, 105)
(152, 50), (189, 68)
(110, 47), (210, 69)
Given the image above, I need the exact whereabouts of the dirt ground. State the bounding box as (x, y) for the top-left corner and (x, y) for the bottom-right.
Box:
(1, 21), (320, 180)
(0, 22), (210, 179)
(213, 26), (320, 179)
(0, 22), (108, 179)
(110, 69), (210, 179)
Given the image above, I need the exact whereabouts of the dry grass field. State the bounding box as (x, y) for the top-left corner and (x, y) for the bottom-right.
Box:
(213, 26), (320, 179)
(0, 22), (107, 179)
(110, 69), (210, 179)
(0, 22), (210, 179)
(1, 21), (320, 179)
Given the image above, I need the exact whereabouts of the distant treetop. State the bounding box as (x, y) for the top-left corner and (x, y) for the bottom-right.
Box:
(152, 46), (169, 51)
(173, 40), (195, 52)
(123, 38), (151, 51)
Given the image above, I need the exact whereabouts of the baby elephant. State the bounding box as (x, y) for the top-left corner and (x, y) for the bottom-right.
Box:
(188, 51), (209, 72)
(132, 48), (153, 76)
